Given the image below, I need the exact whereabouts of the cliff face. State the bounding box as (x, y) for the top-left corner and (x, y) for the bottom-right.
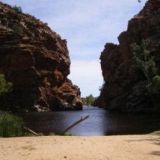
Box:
(95, 0), (160, 112)
(0, 2), (82, 112)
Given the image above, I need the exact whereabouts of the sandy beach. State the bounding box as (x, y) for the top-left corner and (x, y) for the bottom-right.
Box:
(0, 135), (159, 160)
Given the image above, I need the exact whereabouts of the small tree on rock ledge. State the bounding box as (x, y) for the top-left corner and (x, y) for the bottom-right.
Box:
(0, 74), (12, 96)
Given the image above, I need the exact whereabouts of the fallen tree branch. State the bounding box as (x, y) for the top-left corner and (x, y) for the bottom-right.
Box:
(62, 115), (89, 134)
(23, 126), (39, 136)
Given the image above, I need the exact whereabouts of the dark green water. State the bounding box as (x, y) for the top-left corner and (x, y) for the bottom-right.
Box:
(24, 106), (160, 136)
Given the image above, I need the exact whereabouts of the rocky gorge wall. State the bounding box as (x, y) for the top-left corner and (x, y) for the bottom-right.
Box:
(95, 0), (160, 112)
(0, 2), (82, 112)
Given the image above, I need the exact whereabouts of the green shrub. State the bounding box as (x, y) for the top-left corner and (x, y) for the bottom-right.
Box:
(0, 112), (24, 137)
(13, 5), (22, 13)
(0, 74), (12, 96)
(12, 24), (23, 35)
(0, 75), (25, 137)
(132, 39), (157, 81)
(82, 94), (95, 105)
(147, 75), (160, 94)
(0, 74), (12, 114)
(131, 39), (160, 109)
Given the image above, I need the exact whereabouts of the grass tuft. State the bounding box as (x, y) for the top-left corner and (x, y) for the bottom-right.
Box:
(0, 112), (24, 137)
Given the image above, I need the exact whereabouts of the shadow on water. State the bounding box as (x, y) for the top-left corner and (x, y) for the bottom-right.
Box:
(23, 106), (160, 136)
(104, 111), (160, 135)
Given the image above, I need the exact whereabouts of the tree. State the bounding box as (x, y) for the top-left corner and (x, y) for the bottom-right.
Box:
(132, 39), (160, 109)
(0, 74), (12, 110)
(132, 39), (157, 81)
(0, 74), (12, 96)
(13, 5), (22, 13)
(0, 75), (26, 137)
(82, 94), (95, 106)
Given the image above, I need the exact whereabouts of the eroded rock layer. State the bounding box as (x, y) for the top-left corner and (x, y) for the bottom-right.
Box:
(0, 2), (82, 112)
(95, 0), (160, 112)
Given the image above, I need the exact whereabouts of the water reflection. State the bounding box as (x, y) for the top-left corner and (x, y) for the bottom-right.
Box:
(23, 106), (160, 136)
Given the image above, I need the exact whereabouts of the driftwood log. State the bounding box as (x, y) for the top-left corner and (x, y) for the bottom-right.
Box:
(23, 126), (39, 136)
(62, 115), (89, 134)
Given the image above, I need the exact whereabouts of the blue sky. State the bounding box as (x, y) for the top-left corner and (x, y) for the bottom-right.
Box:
(3, 0), (147, 97)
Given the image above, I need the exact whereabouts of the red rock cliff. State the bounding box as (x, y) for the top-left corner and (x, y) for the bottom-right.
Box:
(95, 0), (160, 112)
(0, 2), (82, 112)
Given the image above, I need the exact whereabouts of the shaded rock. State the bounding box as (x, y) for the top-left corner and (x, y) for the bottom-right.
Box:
(0, 2), (82, 112)
(95, 0), (160, 112)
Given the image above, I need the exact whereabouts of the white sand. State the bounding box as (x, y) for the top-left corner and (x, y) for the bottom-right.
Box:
(0, 135), (159, 160)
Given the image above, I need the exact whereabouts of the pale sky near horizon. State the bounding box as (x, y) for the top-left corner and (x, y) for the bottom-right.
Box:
(2, 0), (147, 97)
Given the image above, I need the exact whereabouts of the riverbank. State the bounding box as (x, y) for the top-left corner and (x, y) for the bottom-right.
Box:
(0, 135), (159, 160)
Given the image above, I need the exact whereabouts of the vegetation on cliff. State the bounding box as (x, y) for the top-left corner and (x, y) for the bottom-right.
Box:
(13, 5), (22, 13)
(132, 39), (160, 110)
(0, 74), (12, 96)
(0, 74), (12, 110)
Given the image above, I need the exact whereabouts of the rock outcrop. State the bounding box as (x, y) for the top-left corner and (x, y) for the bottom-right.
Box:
(0, 2), (82, 112)
(95, 0), (160, 112)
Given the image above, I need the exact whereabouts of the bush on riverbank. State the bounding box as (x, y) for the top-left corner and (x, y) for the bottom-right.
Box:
(0, 112), (24, 137)
(0, 74), (25, 137)
(82, 94), (96, 105)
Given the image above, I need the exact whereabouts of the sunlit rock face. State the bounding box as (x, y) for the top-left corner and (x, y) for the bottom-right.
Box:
(95, 0), (160, 112)
(0, 2), (82, 112)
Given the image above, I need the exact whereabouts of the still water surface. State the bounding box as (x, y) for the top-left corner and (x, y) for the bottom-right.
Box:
(24, 106), (160, 136)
